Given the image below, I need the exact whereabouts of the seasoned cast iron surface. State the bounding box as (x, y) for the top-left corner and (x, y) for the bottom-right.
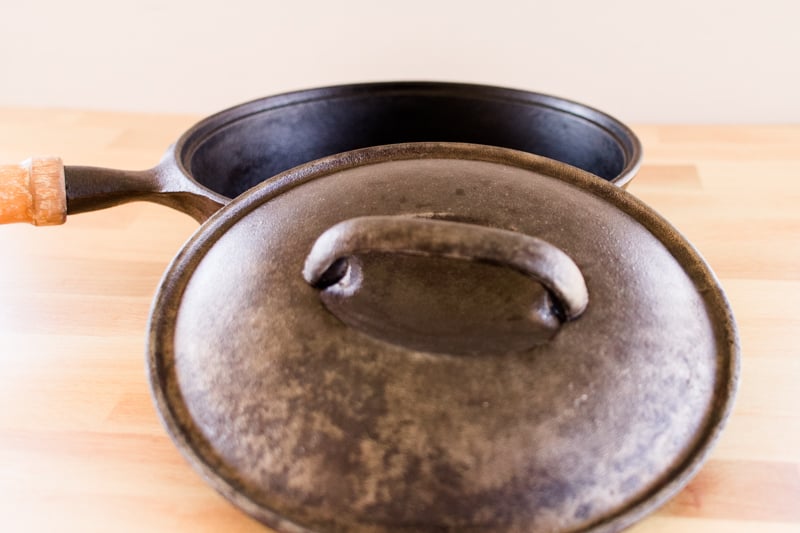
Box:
(150, 145), (736, 533)
(181, 84), (635, 198)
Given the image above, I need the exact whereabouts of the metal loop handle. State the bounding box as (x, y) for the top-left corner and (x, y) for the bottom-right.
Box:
(302, 216), (588, 320)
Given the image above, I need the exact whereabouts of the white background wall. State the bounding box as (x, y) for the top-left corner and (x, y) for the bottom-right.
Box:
(1, 0), (798, 122)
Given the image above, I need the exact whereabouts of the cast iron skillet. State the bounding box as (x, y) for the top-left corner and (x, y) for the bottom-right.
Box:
(0, 86), (737, 531)
(0, 82), (641, 226)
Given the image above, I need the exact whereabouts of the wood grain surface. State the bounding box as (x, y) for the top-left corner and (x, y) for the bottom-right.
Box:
(0, 109), (798, 532)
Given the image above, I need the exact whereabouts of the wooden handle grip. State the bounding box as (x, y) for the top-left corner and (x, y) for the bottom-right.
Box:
(0, 157), (66, 225)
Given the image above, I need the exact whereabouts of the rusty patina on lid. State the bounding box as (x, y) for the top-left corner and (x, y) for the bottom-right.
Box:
(148, 143), (738, 532)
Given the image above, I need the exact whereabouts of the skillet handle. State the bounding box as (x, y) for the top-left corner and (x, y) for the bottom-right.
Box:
(0, 157), (66, 225)
(303, 215), (588, 320)
(65, 156), (225, 223)
(0, 155), (226, 225)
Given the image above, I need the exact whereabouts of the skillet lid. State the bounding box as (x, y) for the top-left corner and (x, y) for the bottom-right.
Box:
(148, 143), (738, 532)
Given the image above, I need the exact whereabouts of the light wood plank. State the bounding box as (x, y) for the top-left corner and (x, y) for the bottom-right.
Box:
(0, 112), (797, 532)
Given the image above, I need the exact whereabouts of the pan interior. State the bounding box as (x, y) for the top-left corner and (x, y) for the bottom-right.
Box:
(181, 88), (630, 199)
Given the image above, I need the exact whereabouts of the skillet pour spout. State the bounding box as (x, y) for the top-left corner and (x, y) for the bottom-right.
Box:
(0, 82), (641, 226)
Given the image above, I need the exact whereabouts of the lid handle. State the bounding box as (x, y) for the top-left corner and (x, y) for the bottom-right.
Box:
(303, 216), (588, 320)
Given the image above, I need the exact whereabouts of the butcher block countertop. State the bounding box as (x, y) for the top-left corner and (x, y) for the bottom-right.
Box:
(0, 109), (798, 532)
